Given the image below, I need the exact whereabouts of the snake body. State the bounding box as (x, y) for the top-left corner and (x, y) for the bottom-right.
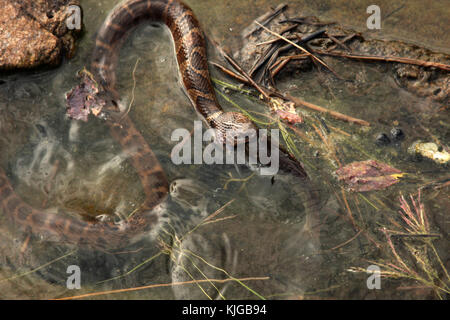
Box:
(0, 0), (256, 249)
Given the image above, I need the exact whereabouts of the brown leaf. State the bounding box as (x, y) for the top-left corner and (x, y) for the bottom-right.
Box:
(335, 160), (404, 192)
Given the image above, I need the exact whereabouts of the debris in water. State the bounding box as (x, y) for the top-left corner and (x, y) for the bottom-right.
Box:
(408, 141), (450, 165)
(335, 160), (404, 192)
(390, 127), (405, 141)
(375, 133), (391, 146)
(65, 68), (106, 122)
(270, 98), (303, 124)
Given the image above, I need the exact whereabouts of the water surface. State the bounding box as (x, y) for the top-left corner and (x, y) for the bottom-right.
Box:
(0, 0), (448, 299)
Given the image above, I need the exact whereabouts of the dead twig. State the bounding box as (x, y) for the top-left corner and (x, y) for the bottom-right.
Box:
(242, 3), (287, 38)
(311, 50), (450, 72)
(256, 35), (297, 47)
(285, 93), (371, 126)
(249, 29), (326, 79)
(326, 33), (352, 52)
(211, 39), (271, 101)
(54, 276), (270, 300)
(255, 21), (342, 79)
(210, 62), (250, 84)
(280, 17), (337, 27)
(120, 57), (141, 122)
(327, 230), (362, 251)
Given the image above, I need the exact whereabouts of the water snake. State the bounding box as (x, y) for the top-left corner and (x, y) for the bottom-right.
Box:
(0, 0), (261, 249)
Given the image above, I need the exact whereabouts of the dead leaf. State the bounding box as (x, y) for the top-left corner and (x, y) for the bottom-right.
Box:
(65, 68), (106, 121)
(335, 160), (404, 192)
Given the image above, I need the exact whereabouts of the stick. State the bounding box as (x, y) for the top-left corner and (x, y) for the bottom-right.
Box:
(249, 29), (326, 78)
(211, 39), (271, 101)
(54, 276), (270, 300)
(255, 35), (297, 46)
(242, 3), (287, 38)
(285, 93), (370, 126)
(120, 57), (141, 121)
(255, 21), (342, 78)
(210, 62), (250, 84)
(327, 34), (352, 52)
(328, 230), (362, 251)
(312, 50), (450, 71)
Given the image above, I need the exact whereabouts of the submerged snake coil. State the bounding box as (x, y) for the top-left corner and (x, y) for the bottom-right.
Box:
(0, 0), (256, 249)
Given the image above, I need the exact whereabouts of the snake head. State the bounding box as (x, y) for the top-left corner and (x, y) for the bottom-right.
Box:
(214, 112), (258, 146)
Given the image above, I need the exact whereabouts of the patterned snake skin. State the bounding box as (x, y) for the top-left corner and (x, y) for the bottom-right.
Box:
(0, 0), (260, 249)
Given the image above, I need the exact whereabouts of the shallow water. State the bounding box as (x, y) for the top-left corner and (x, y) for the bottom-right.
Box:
(0, 0), (448, 299)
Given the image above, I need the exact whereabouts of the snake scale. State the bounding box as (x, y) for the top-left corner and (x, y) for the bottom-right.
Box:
(0, 0), (262, 249)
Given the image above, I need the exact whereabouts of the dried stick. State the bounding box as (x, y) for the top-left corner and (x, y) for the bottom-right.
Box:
(243, 3), (287, 38)
(270, 57), (291, 78)
(256, 35), (297, 46)
(327, 34), (352, 52)
(285, 93), (370, 126)
(210, 61), (250, 84)
(255, 21), (341, 78)
(211, 39), (271, 101)
(250, 29), (326, 78)
(312, 50), (450, 71)
(55, 276), (270, 300)
(120, 57), (141, 122)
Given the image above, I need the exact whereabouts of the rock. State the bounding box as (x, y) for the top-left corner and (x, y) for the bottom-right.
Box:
(408, 141), (450, 165)
(0, 0), (81, 70)
(390, 127), (405, 141)
(375, 133), (391, 146)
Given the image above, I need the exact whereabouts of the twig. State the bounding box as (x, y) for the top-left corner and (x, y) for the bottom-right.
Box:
(327, 230), (362, 251)
(120, 58), (141, 121)
(256, 35), (297, 46)
(389, 233), (441, 239)
(255, 21), (342, 78)
(54, 276), (270, 300)
(242, 3), (287, 38)
(280, 17), (337, 27)
(210, 62), (250, 84)
(384, 3), (406, 20)
(270, 56), (291, 78)
(249, 29), (326, 78)
(203, 199), (235, 222)
(311, 50), (450, 72)
(270, 54), (309, 78)
(341, 188), (358, 230)
(327, 34), (352, 52)
(285, 93), (370, 126)
(211, 39), (271, 101)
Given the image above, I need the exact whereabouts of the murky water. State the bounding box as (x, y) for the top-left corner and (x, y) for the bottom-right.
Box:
(0, 0), (448, 299)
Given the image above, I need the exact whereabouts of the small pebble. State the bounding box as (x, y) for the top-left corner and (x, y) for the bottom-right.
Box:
(390, 127), (404, 141)
(375, 133), (390, 146)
